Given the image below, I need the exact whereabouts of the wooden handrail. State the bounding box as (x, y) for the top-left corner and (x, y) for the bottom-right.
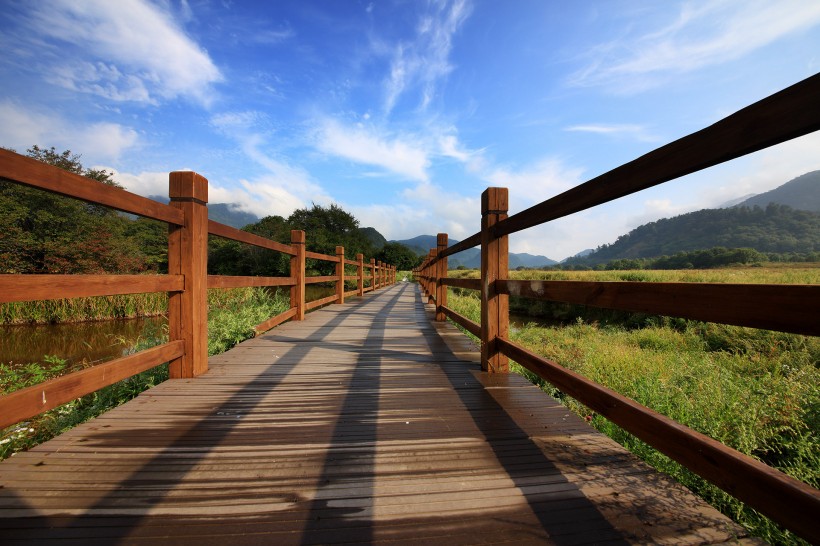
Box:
(0, 148), (184, 225)
(494, 72), (820, 238)
(418, 75), (820, 541)
(0, 148), (396, 430)
(0, 274), (183, 303)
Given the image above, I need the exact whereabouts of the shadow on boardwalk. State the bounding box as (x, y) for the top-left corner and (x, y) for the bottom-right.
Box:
(0, 283), (749, 545)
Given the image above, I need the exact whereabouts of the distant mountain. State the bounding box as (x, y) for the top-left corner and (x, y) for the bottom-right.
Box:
(561, 249), (594, 263)
(392, 235), (557, 269)
(732, 170), (820, 212)
(148, 195), (260, 229)
(564, 205), (819, 266)
(719, 193), (757, 208)
(358, 227), (388, 249)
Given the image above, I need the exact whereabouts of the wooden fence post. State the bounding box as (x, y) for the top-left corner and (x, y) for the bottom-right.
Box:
(336, 246), (345, 304)
(371, 258), (377, 290)
(168, 171), (209, 379)
(291, 230), (305, 321)
(427, 250), (436, 305)
(436, 233), (448, 321)
(480, 187), (509, 373)
(357, 253), (364, 296)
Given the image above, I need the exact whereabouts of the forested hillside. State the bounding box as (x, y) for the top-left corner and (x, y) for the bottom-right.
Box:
(566, 204), (819, 266)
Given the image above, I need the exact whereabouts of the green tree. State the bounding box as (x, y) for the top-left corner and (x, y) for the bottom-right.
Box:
(0, 146), (150, 274)
(376, 242), (421, 271)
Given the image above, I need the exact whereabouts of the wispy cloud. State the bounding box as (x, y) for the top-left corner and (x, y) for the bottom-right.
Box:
(22, 0), (222, 105)
(314, 118), (431, 182)
(571, 0), (820, 92)
(0, 99), (138, 161)
(383, 0), (472, 113)
(564, 123), (660, 142)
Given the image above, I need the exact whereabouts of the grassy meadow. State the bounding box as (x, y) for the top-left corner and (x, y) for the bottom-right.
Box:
(443, 265), (818, 545)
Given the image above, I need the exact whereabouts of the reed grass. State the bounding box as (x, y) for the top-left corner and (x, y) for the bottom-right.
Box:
(0, 292), (169, 325)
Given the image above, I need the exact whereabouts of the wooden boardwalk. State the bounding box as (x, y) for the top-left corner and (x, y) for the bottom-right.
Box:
(0, 283), (756, 545)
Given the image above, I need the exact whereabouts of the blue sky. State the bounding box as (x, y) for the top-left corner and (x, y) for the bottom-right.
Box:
(1, 0), (818, 260)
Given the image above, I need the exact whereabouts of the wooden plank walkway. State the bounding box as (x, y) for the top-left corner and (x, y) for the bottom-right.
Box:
(0, 283), (757, 545)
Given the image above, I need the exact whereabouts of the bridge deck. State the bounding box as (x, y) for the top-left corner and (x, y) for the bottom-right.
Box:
(0, 283), (755, 545)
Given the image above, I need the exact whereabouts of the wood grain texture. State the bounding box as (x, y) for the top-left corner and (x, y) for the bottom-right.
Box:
(305, 294), (339, 310)
(442, 305), (480, 337)
(0, 284), (751, 545)
(208, 221), (294, 255)
(207, 275), (295, 289)
(441, 277), (481, 291)
(253, 307), (297, 336)
(497, 280), (820, 336)
(438, 232), (481, 259)
(494, 73), (820, 237)
(305, 251), (339, 262)
(480, 188), (509, 373)
(497, 337), (819, 543)
(0, 149), (184, 225)
(0, 274), (183, 303)
(0, 341), (184, 430)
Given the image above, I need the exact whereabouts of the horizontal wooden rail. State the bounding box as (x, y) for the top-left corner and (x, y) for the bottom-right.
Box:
(441, 306), (481, 338)
(496, 337), (820, 544)
(344, 259), (359, 266)
(497, 280), (820, 336)
(208, 220), (295, 255)
(207, 275), (295, 289)
(253, 307), (298, 336)
(438, 232), (481, 259)
(305, 294), (338, 310)
(305, 250), (340, 262)
(0, 149), (184, 225)
(494, 73), (820, 238)
(0, 274), (184, 303)
(305, 275), (339, 284)
(344, 289), (359, 299)
(0, 341), (185, 430)
(344, 275), (359, 281)
(441, 277), (482, 291)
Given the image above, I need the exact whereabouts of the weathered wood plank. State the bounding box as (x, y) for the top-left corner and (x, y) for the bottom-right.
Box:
(0, 148), (184, 225)
(498, 279), (820, 336)
(0, 284), (754, 545)
(0, 341), (184, 429)
(0, 274), (183, 303)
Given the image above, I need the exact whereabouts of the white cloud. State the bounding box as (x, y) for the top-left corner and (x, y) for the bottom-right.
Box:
(383, 0), (472, 113)
(564, 123), (660, 143)
(0, 99), (138, 161)
(314, 118), (431, 182)
(571, 0), (820, 92)
(483, 158), (585, 209)
(24, 0), (222, 105)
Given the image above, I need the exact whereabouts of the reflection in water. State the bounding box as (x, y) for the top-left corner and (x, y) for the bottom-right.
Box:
(0, 316), (167, 370)
(1, 285), (341, 371)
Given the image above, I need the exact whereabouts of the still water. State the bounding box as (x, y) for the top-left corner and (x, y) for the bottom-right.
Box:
(0, 316), (167, 370)
(0, 286), (340, 370)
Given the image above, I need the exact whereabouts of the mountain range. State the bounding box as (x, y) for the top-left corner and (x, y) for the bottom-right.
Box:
(564, 170), (819, 266)
(391, 235), (558, 269)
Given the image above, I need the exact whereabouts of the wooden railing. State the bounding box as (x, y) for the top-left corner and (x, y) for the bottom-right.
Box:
(413, 73), (820, 542)
(0, 149), (396, 430)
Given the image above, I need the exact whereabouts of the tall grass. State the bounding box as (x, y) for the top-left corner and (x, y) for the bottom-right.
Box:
(0, 292), (168, 324)
(444, 275), (818, 545)
(1, 287), (290, 459)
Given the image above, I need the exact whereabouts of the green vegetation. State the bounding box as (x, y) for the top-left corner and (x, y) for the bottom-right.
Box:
(444, 267), (818, 545)
(0, 292), (168, 325)
(0, 287), (289, 460)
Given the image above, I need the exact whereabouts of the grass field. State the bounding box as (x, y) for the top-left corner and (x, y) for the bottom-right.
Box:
(443, 265), (818, 545)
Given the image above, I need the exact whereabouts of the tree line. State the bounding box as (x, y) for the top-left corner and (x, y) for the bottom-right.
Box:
(0, 146), (422, 276)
